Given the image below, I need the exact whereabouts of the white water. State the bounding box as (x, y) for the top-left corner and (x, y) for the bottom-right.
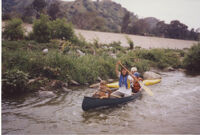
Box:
(2, 71), (200, 134)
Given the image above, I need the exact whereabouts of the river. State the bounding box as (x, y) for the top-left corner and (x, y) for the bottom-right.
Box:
(2, 71), (200, 134)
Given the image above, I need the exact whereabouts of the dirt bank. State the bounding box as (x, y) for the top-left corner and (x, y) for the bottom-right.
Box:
(2, 21), (198, 49)
(75, 29), (198, 49)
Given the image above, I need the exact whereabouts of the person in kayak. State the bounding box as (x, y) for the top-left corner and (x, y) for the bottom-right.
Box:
(111, 61), (134, 97)
(92, 80), (112, 99)
(130, 67), (143, 93)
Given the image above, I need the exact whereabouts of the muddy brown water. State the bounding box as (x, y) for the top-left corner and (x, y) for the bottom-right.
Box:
(2, 71), (200, 134)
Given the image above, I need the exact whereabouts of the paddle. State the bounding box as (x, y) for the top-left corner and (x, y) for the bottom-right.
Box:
(119, 62), (154, 96)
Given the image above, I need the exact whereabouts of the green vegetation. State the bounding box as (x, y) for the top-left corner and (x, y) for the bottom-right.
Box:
(50, 18), (74, 41)
(3, 18), (25, 40)
(183, 43), (200, 73)
(33, 14), (51, 43)
(2, 16), (196, 96)
(118, 48), (181, 73)
(3, 0), (199, 40)
(2, 40), (116, 87)
(2, 69), (29, 95)
(32, 14), (75, 43)
(125, 36), (134, 50)
(2, 39), (184, 95)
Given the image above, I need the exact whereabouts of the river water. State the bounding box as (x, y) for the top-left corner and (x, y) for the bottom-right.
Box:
(2, 71), (200, 134)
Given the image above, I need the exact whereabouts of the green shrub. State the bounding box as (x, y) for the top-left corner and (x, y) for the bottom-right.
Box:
(133, 59), (150, 73)
(183, 43), (200, 73)
(50, 18), (75, 41)
(134, 49), (180, 69)
(70, 55), (116, 84)
(126, 36), (134, 50)
(118, 51), (150, 73)
(3, 18), (25, 40)
(2, 69), (29, 95)
(117, 48), (181, 72)
(33, 14), (51, 43)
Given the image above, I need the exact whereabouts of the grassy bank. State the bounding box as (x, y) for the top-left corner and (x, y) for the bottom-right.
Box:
(3, 17), (199, 96)
(2, 39), (186, 95)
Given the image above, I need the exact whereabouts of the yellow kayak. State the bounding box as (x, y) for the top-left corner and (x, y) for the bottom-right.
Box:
(106, 79), (161, 88)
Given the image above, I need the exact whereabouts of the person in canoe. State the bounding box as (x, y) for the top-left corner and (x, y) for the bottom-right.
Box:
(92, 80), (112, 99)
(110, 61), (134, 98)
(130, 67), (143, 93)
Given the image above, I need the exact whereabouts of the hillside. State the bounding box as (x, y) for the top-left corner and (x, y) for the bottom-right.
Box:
(2, 0), (138, 32)
(2, 0), (199, 40)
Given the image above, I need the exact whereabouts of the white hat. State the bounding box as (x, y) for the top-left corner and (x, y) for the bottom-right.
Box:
(131, 67), (137, 72)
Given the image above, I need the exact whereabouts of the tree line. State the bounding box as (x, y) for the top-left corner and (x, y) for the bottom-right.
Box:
(3, 0), (199, 41)
(121, 12), (200, 41)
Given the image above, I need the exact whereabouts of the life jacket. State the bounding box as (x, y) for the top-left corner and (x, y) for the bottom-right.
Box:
(132, 72), (142, 93)
(119, 74), (130, 89)
(132, 81), (141, 93)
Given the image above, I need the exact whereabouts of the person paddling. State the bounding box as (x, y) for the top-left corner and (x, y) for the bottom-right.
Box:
(130, 67), (143, 93)
(111, 61), (134, 97)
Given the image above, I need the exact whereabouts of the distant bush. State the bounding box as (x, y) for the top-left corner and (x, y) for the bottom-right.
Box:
(183, 43), (200, 73)
(125, 36), (134, 50)
(33, 14), (51, 43)
(2, 69), (29, 95)
(3, 18), (25, 40)
(50, 18), (74, 41)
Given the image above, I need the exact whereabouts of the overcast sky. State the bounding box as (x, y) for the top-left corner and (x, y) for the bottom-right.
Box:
(62, 0), (200, 29)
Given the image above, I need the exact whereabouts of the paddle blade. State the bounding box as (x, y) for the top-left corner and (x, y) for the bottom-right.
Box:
(139, 82), (154, 96)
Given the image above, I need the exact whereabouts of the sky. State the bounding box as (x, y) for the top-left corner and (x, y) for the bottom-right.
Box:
(62, 0), (200, 29)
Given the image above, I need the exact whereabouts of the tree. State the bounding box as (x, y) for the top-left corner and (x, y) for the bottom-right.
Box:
(32, 0), (46, 18)
(72, 12), (106, 31)
(33, 14), (51, 43)
(22, 6), (35, 23)
(121, 12), (131, 33)
(50, 18), (74, 41)
(47, 2), (60, 20)
(3, 18), (25, 40)
(183, 43), (200, 73)
(154, 21), (169, 37)
(167, 20), (188, 39)
(189, 29), (199, 40)
(129, 19), (149, 35)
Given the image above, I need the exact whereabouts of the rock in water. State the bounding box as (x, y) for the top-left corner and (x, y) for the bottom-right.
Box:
(143, 71), (162, 80)
(38, 91), (55, 98)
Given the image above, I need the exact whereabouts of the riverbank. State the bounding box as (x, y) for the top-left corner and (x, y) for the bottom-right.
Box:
(2, 17), (200, 96)
(2, 39), (188, 96)
(2, 21), (198, 49)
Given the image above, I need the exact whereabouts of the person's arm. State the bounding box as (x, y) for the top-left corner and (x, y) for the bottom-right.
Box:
(115, 61), (120, 77)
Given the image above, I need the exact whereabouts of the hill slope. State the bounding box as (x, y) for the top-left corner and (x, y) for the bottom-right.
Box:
(2, 0), (199, 40)
(2, 0), (138, 32)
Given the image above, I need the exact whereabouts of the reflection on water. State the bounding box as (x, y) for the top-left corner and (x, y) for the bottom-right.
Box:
(2, 71), (200, 134)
